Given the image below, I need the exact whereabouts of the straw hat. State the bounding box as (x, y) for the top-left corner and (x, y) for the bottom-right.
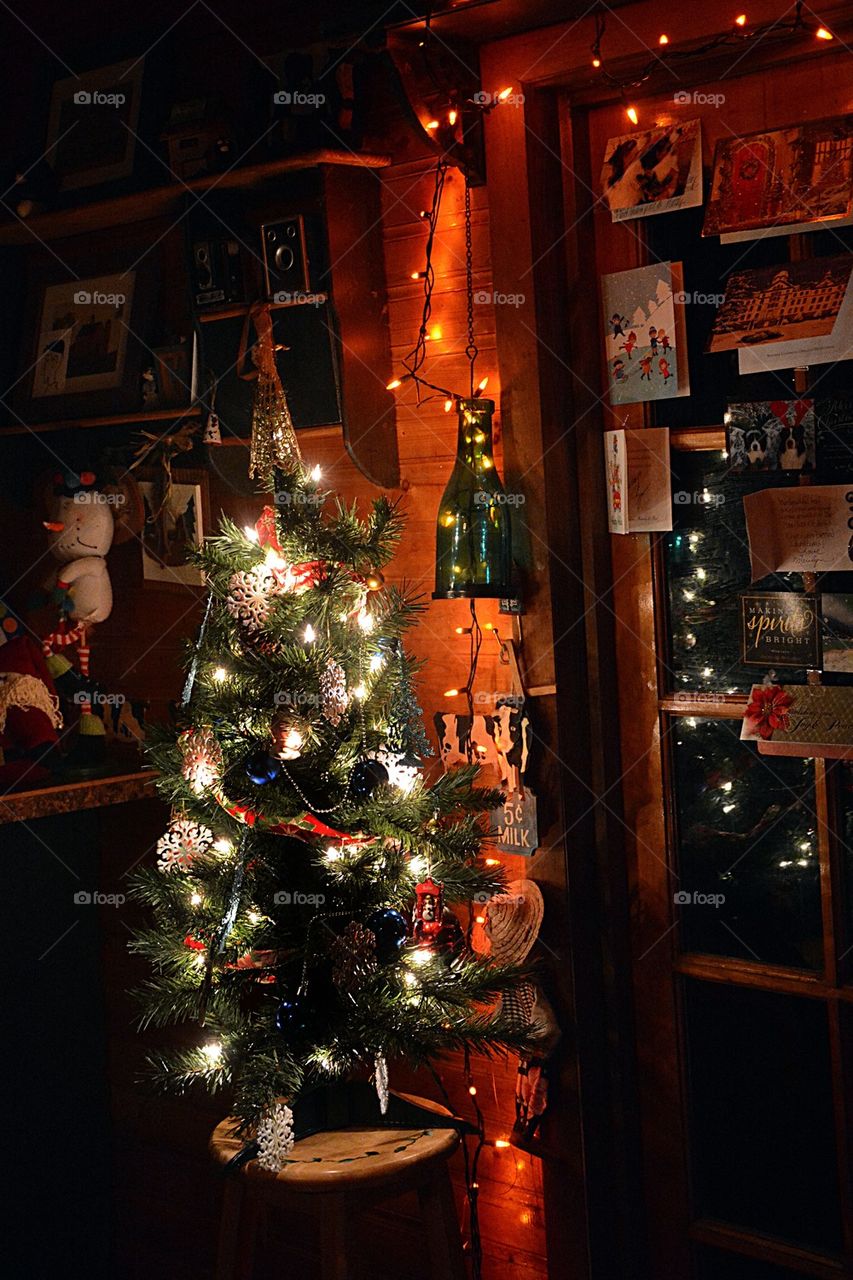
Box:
(472, 879), (544, 965)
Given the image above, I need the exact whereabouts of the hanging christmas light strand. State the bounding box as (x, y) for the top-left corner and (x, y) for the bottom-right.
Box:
(386, 90), (513, 406)
(591, 1), (836, 121)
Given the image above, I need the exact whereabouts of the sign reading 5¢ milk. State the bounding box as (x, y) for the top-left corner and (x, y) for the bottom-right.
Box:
(489, 790), (539, 856)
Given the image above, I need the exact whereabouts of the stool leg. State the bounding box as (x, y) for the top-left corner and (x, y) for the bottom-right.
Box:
(319, 1196), (350, 1280)
(215, 1177), (259, 1280)
(417, 1167), (467, 1280)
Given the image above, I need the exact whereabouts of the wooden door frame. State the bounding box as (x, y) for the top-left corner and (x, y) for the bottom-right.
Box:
(478, 4), (853, 1278)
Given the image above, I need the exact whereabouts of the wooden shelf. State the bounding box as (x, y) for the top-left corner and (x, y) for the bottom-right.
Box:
(197, 294), (329, 323)
(0, 151), (392, 247)
(0, 766), (157, 824)
(0, 404), (201, 438)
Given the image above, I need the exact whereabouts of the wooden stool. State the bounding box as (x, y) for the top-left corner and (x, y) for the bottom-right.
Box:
(210, 1092), (466, 1280)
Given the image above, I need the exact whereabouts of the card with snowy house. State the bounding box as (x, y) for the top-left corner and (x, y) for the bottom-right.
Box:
(600, 119), (702, 222)
(708, 255), (853, 373)
(601, 262), (690, 405)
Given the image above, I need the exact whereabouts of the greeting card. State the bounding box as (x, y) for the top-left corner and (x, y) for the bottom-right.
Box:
(704, 116), (853, 241)
(725, 400), (815, 472)
(601, 119), (702, 222)
(602, 262), (689, 405)
(604, 428), (672, 533)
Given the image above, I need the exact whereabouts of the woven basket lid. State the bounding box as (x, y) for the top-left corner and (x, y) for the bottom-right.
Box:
(472, 879), (544, 965)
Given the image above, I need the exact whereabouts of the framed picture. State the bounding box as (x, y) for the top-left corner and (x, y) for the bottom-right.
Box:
(152, 344), (192, 408)
(45, 58), (145, 192)
(30, 273), (135, 402)
(138, 469), (208, 590)
(14, 236), (158, 422)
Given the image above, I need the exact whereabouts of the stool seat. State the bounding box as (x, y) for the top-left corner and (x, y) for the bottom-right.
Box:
(209, 1091), (459, 1193)
(210, 1092), (467, 1280)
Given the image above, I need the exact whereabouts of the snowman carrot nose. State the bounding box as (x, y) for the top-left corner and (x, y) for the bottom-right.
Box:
(44, 521), (65, 532)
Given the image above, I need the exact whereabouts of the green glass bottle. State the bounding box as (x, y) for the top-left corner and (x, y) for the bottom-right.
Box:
(433, 397), (512, 599)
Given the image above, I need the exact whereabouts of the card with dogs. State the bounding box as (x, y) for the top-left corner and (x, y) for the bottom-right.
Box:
(725, 400), (815, 473)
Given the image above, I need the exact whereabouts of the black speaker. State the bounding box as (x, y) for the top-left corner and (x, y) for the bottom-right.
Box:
(198, 302), (341, 435)
(190, 237), (244, 309)
(262, 216), (310, 299)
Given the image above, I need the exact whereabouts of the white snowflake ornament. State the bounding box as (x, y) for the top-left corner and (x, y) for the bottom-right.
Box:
(226, 566), (278, 632)
(156, 817), (214, 873)
(179, 727), (224, 795)
(257, 1101), (295, 1172)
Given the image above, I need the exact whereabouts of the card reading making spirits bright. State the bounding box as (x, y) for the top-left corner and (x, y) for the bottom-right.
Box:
(602, 262), (690, 405)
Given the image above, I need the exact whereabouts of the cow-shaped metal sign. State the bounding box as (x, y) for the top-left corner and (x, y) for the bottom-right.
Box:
(434, 697), (538, 855)
(433, 697), (531, 792)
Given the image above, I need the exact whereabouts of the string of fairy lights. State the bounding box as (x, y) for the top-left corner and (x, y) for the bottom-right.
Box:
(588, 2), (837, 125)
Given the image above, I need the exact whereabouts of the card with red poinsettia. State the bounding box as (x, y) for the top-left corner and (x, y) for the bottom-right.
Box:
(741, 683), (853, 759)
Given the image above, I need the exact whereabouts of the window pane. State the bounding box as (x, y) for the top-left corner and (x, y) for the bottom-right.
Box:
(686, 981), (842, 1251)
(666, 450), (808, 694)
(673, 718), (821, 969)
(836, 764), (853, 960)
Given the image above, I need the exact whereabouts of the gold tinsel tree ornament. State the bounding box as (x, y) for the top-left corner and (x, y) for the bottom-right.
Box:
(239, 301), (302, 482)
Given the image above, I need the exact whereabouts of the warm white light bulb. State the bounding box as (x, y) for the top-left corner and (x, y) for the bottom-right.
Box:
(213, 838), (233, 855)
(410, 948), (432, 967)
(304, 623), (316, 643)
(190, 891), (203, 906)
(201, 1041), (222, 1064)
(369, 653), (384, 673)
(324, 846), (341, 863)
(310, 464), (322, 481)
(212, 666), (228, 682)
(244, 525), (259, 543)
(353, 683), (367, 700)
(358, 609), (375, 633)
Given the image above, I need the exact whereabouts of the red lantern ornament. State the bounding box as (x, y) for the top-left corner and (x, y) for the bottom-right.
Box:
(412, 877), (444, 946)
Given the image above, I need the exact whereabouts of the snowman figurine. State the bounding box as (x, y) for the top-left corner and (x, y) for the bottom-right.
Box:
(44, 471), (115, 625)
(42, 470), (139, 762)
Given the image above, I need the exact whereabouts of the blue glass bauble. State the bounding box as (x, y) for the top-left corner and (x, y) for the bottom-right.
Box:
(245, 750), (281, 785)
(365, 907), (408, 961)
(275, 989), (308, 1039)
(351, 758), (389, 800)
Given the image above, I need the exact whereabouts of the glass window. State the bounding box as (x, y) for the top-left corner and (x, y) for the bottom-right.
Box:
(686, 980), (842, 1251)
(666, 450), (807, 695)
(673, 718), (821, 970)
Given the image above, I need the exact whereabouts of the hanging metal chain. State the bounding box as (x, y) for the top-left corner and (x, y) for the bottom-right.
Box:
(464, 178), (478, 397)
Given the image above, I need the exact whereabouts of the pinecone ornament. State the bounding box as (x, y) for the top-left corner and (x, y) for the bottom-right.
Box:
(319, 658), (348, 725)
(226, 566), (278, 632)
(156, 816), (214, 873)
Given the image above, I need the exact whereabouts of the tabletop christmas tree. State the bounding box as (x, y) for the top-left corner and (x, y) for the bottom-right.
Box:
(132, 462), (531, 1169)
